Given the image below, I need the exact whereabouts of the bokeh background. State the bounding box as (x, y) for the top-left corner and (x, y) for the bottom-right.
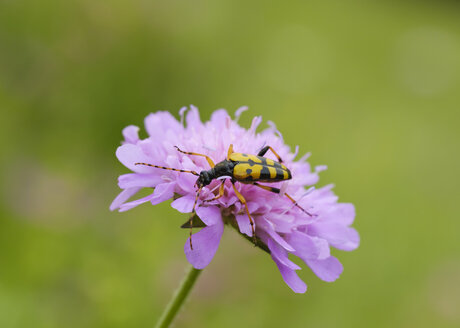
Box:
(1, 0), (459, 327)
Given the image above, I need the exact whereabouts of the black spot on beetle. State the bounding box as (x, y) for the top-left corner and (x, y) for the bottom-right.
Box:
(246, 168), (253, 175)
(260, 166), (271, 178)
(275, 168), (285, 180)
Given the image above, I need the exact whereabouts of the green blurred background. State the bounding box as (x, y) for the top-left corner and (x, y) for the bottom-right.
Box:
(1, 0), (459, 327)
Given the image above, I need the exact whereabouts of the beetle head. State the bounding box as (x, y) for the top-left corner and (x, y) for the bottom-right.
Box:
(195, 170), (212, 188)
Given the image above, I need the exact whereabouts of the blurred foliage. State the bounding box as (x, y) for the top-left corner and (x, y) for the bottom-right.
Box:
(1, 0), (460, 327)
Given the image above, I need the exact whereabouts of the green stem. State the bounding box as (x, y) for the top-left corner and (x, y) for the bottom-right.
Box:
(155, 265), (202, 328)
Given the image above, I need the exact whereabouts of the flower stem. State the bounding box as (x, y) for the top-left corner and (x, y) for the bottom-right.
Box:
(155, 265), (202, 328)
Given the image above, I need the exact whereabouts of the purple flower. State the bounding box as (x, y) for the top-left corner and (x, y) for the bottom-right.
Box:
(111, 106), (359, 293)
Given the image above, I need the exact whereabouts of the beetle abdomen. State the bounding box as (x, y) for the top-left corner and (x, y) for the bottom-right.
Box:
(230, 153), (292, 182)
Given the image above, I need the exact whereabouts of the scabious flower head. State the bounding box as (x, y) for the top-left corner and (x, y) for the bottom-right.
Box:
(111, 106), (359, 293)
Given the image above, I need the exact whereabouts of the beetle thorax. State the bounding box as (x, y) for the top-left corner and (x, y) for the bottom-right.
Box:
(196, 160), (235, 188)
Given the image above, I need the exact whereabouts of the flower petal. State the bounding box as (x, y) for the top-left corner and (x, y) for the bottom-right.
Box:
(248, 116), (262, 135)
(326, 203), (356, 225)
(234, 106), (248, 120)
(267, 238), (301, 270)
(195, 205), (222, 226)
(310, 236), (330, 260)
(306, 256), (343, 282)
(110, 187), (141, 211)
(145, 111), (182, 139)
(309, 222), (360, 251)
(175, 161), (199, 193)
(264, 212), (295, 233)
(184, 218), (224, 269)
(287, 231), (327, 260)
(259, 219), (295, 252)
(150, 182), (176, 205)
(122, 125), (140, 144)
(116, 144), (154, 173)
(235, 214), (253, 237)
(118, 173), (164, 189)
(315, 165), (328, 173)
(171, 195), (196, 213)
(272, 257), (307, 293)
(186, 105), (202, 128)
(119, 192), (155, 212)
(210, 109), (230, 130)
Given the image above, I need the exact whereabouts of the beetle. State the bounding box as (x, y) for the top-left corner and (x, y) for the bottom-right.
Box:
(135, 144), (313, 249)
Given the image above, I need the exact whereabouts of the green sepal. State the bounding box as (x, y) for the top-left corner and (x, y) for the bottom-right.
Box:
(224, 215), (270, 254)
(180, 215), (206, 228)
(239, 233), (270, 254)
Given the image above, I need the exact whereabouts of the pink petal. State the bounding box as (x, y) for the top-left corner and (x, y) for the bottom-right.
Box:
(116, 144), (154, 173)
(266, 120), (283, 141)
(309, 184), (338, 203)
(119, 193), (155, 212)
(309, 222), (360, 251)
(179, 106), (188, 123)
(184, 218), (224, 269)
(122, 125), (140, 144)
(306, 256), (343, 282)
(272, 257), (307, 293)
(287, 231), (325, 260)
(234, 106), (248, 120)
(267, 229), (295, 252)
(171, 195), (196, 213)
(259, 219), (295, 252)
(248, 116), (262, 135)
(310, 236), (330, 260)
(139, 139), (170, 163)
(315, 165), (328, 173)
(326, 203), (356, 225)
(110, 187), (141, 211)
(180, 154), (200, 172)
(186, 105), (202, 128)
(267, 238), (301, 270)
(195, 205), (222, 226)
(264, 212), (295, 233)
(145, 111), (182, 139)
(235, 214), (253, 237)
(290, 163), (319, 186)
(175, 170), (198, 194)
(210, 109), (230, 130)
(150, 182), (176, 205)
(118, 173), (164, 189)
(246, 201), (260, 213)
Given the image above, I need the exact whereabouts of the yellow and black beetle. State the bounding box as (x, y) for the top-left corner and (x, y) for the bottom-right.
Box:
(135, 144), (313, 249)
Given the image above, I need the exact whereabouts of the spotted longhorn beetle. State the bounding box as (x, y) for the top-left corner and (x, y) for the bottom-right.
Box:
(135, 144), (313, 250)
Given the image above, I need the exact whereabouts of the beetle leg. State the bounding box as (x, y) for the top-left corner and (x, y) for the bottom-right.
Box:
(250, 182), (281, 194)
(188, 186), (203, 250)
(227, 144), (234, 160)
(204, 180), (226, 202)
(251, 182), (315, 217)
(257, 145), (284, 163)
(284, 193), (315, 217)
(174, 146), (215, 168)
(231, 182), (257, 244)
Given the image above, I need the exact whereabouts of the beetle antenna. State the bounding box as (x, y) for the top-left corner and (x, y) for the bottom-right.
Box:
(134, 163), (199, 176)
